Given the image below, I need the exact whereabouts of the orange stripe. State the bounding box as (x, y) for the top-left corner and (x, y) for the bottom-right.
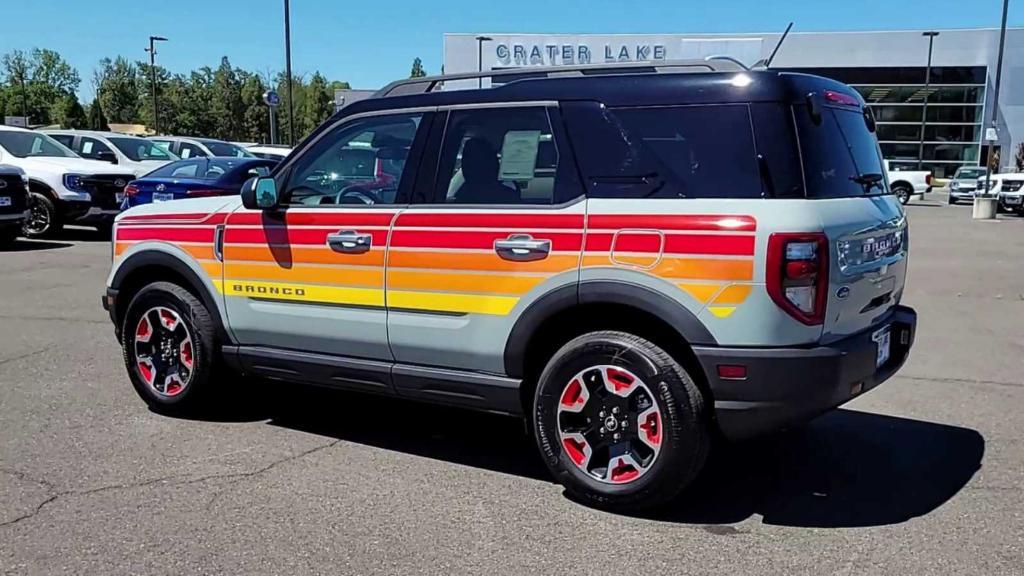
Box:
(583, 255), (753, 281)
(223, 262), (382, 288)
(710, 284), (753, 305)
(389, 251), (579, 273)
(224, 245), (386, 267)
(115, 242), (215, 261)
(677, 283), (722, 304)
(388, 269), (545, 295)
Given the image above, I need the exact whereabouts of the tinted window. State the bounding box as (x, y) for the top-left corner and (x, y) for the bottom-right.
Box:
(108, 137), (177, 161)
(0, 131), (77, 158)
(285, 113), (421, 206)
(203, 140), (253, 157)
(178, 142), (206, 159)
(434, 107), (571, 205)
(590, 104), (761, 199)
(146, 160), (204, 179)
(78, 136), (114, 159)
(795, 104), (888, 198)
(50, 134), (75, 148)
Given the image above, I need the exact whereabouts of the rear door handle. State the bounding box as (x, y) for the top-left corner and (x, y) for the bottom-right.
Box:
(494, 234), (551, 262)
(327, 230), (372, 254)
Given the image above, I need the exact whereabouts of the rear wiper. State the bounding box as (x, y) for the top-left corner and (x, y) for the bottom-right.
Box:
(850, 172), (885, 193)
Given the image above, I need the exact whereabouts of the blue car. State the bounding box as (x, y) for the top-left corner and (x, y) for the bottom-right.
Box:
(122, 157), (279, 208)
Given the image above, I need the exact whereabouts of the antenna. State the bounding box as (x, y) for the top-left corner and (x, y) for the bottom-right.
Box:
(764, 22), (794, 68)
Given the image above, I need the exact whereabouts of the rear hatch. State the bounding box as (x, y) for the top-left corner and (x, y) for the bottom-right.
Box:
(794, 90), (908, 343)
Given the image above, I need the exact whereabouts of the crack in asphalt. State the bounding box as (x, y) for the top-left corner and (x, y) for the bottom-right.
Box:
(898, 373), (1023, 390)
(0, 440), (341, 529)
(0, 346), (55, 368)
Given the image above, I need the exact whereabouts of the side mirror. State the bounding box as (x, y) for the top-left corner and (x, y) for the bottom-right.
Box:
(96, 150), (118, 164)
(241, 176), (279, 210)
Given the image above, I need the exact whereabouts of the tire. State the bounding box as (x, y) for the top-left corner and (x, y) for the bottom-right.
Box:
(948, 196), (957, 205)
(533, 331), (709, 511)
(120, 281), (222, 415)
(23, 192), (63, 238)
(894, 185), (912, 205)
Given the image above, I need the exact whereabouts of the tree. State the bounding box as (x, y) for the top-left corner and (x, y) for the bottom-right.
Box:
(305, 72), (333, 130)
(209, 57), (244, 140)
(86, 100), (108, 131)
(135, 61), (172, 132)
(51, 94), (87, 128)
(0, 48), (81, 125)
(240, 72), (269, 143)
(1015, 142), (1024, 173)
(94, 57), (138, 124)
(410, 57), (426, 78)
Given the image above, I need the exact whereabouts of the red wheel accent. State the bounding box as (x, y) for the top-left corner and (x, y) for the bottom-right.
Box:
(159, 309), (179, 330)
(164, 374), (185, 396)
(560, 378), (585, 409)
(563, 437), (588, 466)
(180, 340), (193, 369)
(136, 315), (152, 343)
(609, 458), (640, 483)
(137, 359), (155, 385)
(639, 408), (661, 447)
(605, 367), (635, 393)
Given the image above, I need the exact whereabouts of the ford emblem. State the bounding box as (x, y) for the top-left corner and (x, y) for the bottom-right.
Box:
(114, 179), (126, 188)
(156, 183), (166, 192)
(0, 180), (7, 189)
(836, 286), (851, 299)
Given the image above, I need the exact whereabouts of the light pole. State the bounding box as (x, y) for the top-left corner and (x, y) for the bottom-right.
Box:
(284, 0), (295, 145)
(475, 36), (492, 88)
(145, 36), (168, 135)
(918, 31), (939, 170)
(982, 0), (1010, 197)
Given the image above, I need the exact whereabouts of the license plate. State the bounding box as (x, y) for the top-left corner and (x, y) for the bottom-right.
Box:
(115, 192), (125, 203)
(153, 193), (175, 203)
(1006, 196), (1022, 205)
(872, 326), (891, 368)
(0, 196), (10, 206)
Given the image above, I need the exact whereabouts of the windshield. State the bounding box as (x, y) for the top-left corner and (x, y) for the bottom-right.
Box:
(108, 137), (179, 162)
(204, 141), (253, 157)
(957, 168), (986, 180)
(795, 105), (889, 198)
(0, 131), (78, 159)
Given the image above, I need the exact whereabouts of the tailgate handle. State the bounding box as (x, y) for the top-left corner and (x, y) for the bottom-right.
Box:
(495, 234), (551, 262)
(327, 230), (372, 254)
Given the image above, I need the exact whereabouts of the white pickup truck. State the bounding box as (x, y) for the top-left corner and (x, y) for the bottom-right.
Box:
(885, 160), (933, 205)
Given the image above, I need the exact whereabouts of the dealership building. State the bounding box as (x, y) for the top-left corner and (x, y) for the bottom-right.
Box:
(444, 28), (1024, 177)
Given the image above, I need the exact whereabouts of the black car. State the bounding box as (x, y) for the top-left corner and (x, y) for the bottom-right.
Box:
(0, 165), (30, 246)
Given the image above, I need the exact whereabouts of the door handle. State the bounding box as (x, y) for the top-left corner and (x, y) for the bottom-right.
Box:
(494, 234), (551, 262)
(327, 230), (372, 254)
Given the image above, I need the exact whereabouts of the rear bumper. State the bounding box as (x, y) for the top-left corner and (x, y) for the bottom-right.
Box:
(694, 305), (917, 441)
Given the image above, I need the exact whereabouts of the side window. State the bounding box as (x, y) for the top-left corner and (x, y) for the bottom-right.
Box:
(79, 136), (114, 159)
(178, 142), (205, 159)
(284, 113), (422, 206)
(51, 134), (74, 148)
(169, 161), (202, 178)
(434, 107), (570, 205)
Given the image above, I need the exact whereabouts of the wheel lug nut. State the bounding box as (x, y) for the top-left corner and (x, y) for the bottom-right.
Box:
(613, 433), (621, 441)
(600, 427), (606, 434)
(612, 407), (620, 414)
(599, 411), (606, 418)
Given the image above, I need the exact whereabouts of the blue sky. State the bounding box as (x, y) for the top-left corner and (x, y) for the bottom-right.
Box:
(2, 0), (1021, 101)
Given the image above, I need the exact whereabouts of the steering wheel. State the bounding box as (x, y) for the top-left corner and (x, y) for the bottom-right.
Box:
(335, 185), (384, 205)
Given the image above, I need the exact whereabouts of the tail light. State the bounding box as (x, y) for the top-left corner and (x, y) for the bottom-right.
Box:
(925, 174), (933, 186)
(766, 233), (829, 325)
(123, 184), (139, 197)
(185, 189), (223, 198)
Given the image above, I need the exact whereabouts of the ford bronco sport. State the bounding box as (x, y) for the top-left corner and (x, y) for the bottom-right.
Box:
(103, 60), (917, 511)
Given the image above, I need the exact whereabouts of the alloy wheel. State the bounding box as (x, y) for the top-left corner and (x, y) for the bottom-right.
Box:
(133, 307), (195, 397)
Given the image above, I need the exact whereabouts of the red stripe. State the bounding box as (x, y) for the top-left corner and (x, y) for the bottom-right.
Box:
(226, 210), (396, 227)
(116, 227), (217, 243)
(224, 227), (390, 246)
(588, 214), (756, 232)
(585, 233), (754, 255)
(391, 229), (583, 251)
(119, 212), (227, 225)
(395, 213), (584, 229)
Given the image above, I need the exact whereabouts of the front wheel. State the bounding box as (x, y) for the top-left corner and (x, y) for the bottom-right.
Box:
(23, 192), (63, 238)
(533, 331), (709, 511)
(948, 196), (957, 205)
(894, 185), (912, 205)
(121, 281), (221, 415)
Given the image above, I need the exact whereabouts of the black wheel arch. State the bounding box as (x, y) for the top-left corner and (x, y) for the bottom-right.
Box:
(111, 251), (231, 344)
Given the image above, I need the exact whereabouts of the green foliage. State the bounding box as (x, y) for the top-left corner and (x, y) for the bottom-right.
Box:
(51, 94), (87, 128)
(1, 48), (81, 125)
(86, 99), (108, 131)
(410, 57), (426, 78)
(1015, 142), (1024, 173)
(95, 56), (139, 124)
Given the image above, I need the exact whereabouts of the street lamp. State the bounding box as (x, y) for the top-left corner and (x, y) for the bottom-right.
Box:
(475, 36), (492, 89)
(917, 31), (939, 171)
(284, 0), (295, 145)
(145, 36), (168, 135)
(982, 0), (1010, 198)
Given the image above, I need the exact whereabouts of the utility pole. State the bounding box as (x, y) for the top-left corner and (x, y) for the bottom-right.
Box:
(918, 31), (939, 170)
(983, 0), (1010, 196)
(475, 36), (492, 89)
(284, 0), (295, 145)
(146, 36), (168, 134)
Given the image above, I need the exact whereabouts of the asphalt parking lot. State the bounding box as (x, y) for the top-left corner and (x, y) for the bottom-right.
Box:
(1, 194), (1022, 575)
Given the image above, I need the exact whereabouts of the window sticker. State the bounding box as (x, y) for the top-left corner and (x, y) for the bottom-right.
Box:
(499, 130), (541, 180)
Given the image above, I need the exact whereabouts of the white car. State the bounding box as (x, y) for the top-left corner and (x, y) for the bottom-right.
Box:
(977, 173), (1024, 214)
(0, 125), (136, 237)
(947, 166), (988, 204)
(44, 130), (179, 178)
(149, 136), (254, 159)
(245, 144), (293, 160)
(885, 160), (933, 205)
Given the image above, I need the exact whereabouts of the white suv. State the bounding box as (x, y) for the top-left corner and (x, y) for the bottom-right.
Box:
(0, 126), (136, 237)
(44, 130), (179, 178)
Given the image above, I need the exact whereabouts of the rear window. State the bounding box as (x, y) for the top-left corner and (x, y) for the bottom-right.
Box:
(599, 105), (762, 199)
(795, 105), (888, 198)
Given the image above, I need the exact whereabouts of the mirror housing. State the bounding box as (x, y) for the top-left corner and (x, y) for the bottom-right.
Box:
(241, 176), (279, 210)
(96, 150), (118, 164)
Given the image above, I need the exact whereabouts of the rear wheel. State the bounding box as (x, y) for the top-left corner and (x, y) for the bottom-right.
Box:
(533, 331), (709, 511)
(894, 184), (912, 205)
(121, 281), (221, 415)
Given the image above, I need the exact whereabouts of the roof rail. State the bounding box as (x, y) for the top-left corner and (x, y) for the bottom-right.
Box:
(373, 57), (746, 98)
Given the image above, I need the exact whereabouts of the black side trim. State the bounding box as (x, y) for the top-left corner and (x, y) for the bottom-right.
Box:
(109, 250), (231, 343)
(503, 283), (579, 377)
(232, 346), (523, 416)
(393, 364), (522, 415)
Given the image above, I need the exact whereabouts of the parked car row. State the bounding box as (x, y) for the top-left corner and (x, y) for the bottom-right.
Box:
(977, 172), (1024, 214)
(0, 125), (283, 241)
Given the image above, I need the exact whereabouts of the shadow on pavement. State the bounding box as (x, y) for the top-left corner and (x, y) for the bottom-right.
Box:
(2, 238), (74, 252)
(193, 382), (984, 528)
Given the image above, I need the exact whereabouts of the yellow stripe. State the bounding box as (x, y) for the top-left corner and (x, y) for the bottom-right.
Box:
(708, 306), (737, 318)
(677, 283), (723, 305)
(219, 279), (384, 307)
(388, 290), (518, 316)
